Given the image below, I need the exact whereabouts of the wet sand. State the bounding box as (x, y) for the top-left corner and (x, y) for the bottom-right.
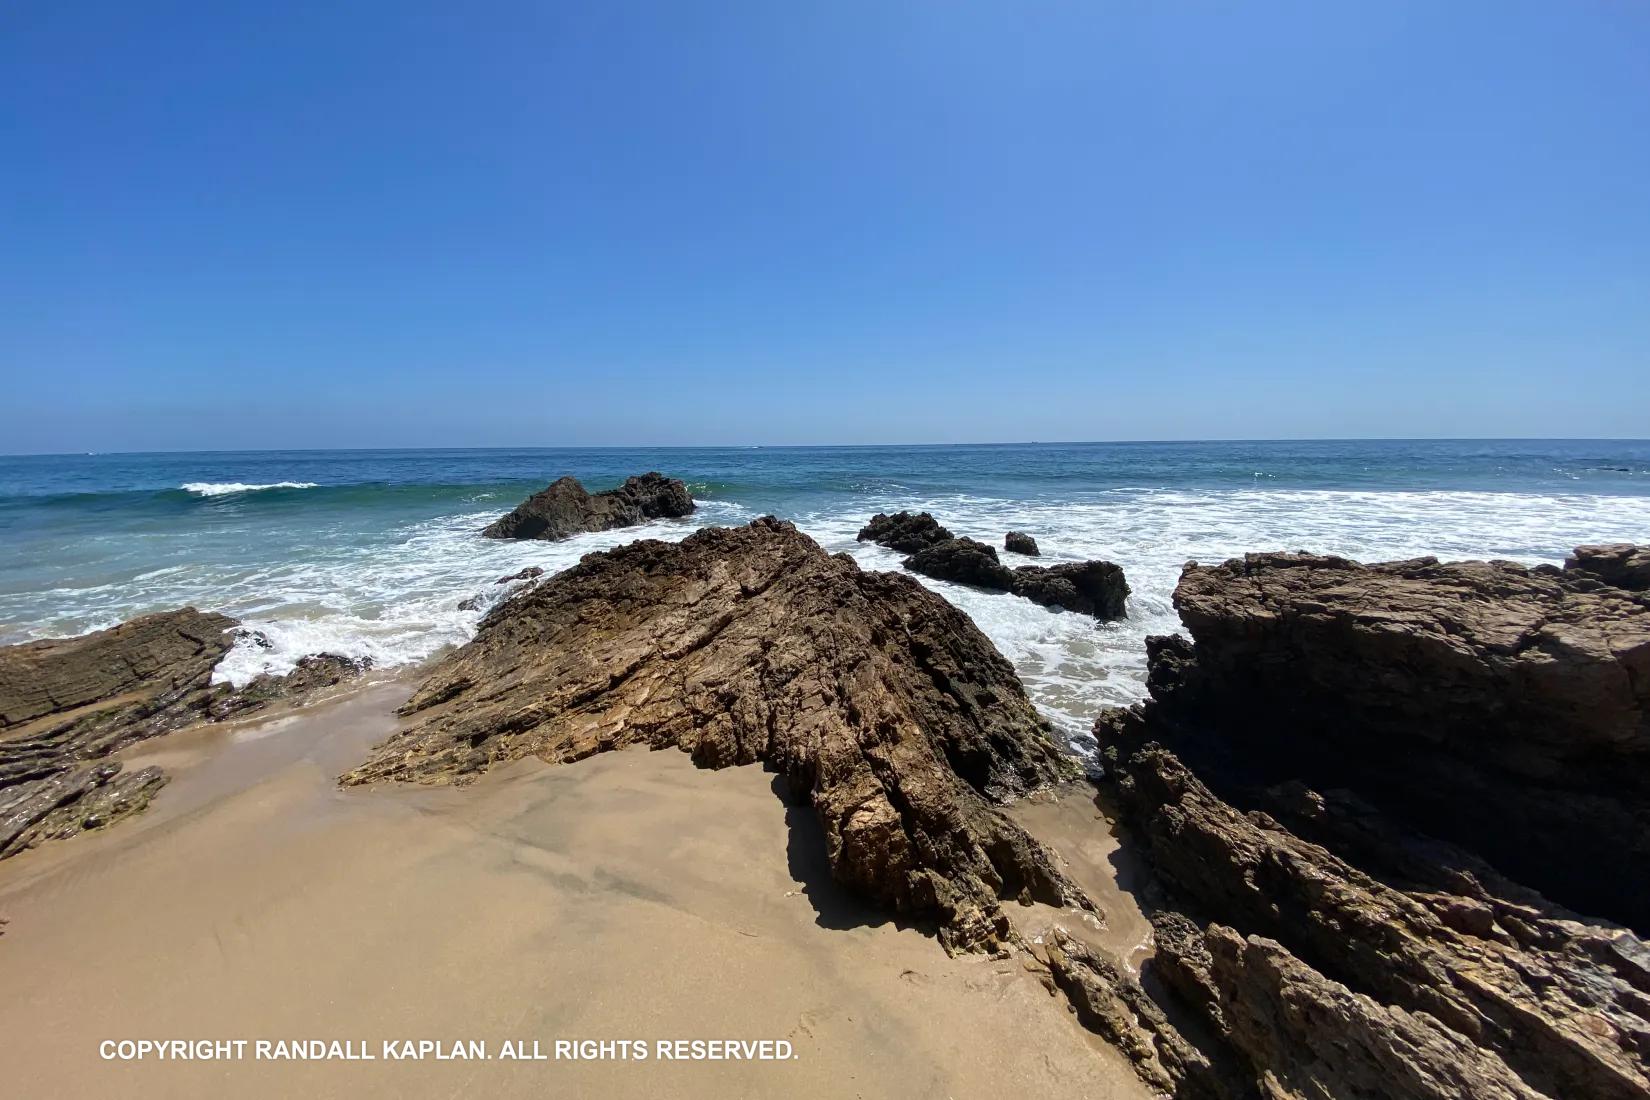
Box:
(0, 676), (1151, 1099)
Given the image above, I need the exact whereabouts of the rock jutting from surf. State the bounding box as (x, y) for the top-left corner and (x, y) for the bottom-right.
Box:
(481, 472), (695, 541)
(861, 516), (1129, 620)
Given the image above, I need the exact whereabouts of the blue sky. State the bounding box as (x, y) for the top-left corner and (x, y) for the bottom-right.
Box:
(2, 1), (1646, 452)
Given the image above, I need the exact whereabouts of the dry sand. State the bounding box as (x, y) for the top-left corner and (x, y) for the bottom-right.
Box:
(0, 675), (1152, 1099)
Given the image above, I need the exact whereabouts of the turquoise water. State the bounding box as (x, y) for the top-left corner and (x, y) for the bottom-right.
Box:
(5, 440), (1650, 746)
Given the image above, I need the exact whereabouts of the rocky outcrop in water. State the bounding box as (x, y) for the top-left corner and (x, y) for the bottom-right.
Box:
(905, 537), (1018, 589)
(1070, 546), (1650, 1100)
(0, 610), (371, 858)
(1004, 531), (1040, 556)
(856, 511), (955, 553)
(343, 517), (1089, 951)
(481, 472), (694, 541)
(904, 537), (1130, 619)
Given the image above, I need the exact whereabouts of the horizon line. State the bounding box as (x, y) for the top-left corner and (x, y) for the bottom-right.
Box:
(6, 434), (1650, 460)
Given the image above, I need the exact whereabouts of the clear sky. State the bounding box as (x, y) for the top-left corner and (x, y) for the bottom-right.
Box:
(2, 1), (1646, 452)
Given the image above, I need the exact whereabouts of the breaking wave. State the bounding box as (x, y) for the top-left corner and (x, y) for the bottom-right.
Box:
(181, 481), (320, 497)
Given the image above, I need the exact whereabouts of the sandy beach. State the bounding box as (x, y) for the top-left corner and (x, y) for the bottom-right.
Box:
(0, 673), (1151, 1099)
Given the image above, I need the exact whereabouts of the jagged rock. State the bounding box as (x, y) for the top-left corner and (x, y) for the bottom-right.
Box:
(1196, 926), (1549, 1100)
(905, 538), (1129, 620)
(1162, 550), (1650, 929)
(343, 517), (1088, 951)
(0, 761), (167, 858)
(1094, 721), (1650, 1100)
(481, 472), (694, 541)
(457, 595), (484, 611)
(1005, 531), (1040, 556)
(1566, 543), (1650, 591)
(1, 611), (372, 857)
(1044, 928), (1237, 1100)
(856, 511), (955, 553)
(494, 566), (544, 584)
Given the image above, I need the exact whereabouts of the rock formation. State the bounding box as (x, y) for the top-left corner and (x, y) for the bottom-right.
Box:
(1566, 543), (1650, 591)
(905, 537), (1019, 590)
(343, 517), (1090, 951)
(482, 472), (694, 541)
(1, 610), (370, 858)
(1012, 560), (1130, 619)
(856, 511), (955, 553)
(904, 537), (1129, 619)
(1071, 546), (1650, 1100)
(1162, 551), (1650, 928)
(1005, 531), (1040, 556)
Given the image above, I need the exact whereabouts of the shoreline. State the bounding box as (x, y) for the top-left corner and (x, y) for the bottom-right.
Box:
(0, 669), (1152, 1099)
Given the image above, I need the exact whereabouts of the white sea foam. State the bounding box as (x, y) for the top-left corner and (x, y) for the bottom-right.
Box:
(180, 481), (320, 496)
(12, 486), (1650, 751)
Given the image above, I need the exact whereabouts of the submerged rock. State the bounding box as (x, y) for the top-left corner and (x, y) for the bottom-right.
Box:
(905, 537), (1129, 620)
(856, 511), (955, 553)
(494, 566), (544, 584)
(0, 610), (372, 858)
(481, 472), (694, 541)
(1004, 531), (1040, 556)
(343, 517), (1088, 951)
(1072, 546), (1650, 1100)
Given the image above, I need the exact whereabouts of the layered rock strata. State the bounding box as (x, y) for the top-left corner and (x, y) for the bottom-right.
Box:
(1073, 547), (1650, 1100)
(1, 610), (370, 857)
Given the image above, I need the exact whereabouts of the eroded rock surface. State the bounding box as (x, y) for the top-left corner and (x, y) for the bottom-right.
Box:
(1, 610), (371, 857)
(1567, 543), (1650, 592)
(1164, 550), (1650, 928)
(482, 472), (694, 541)
(344, 517), (1089, 950)
(856, 511), (955, 553)
(1070, 546), (1650, 1100)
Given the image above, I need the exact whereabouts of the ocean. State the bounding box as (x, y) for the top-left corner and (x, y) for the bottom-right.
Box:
(4, 439), (1649, 750)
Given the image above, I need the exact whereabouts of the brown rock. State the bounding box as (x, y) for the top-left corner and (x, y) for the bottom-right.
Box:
(0, 608), (238, 779)
(1197, 925), (1548, 1100)
(0, 761), (167, 859)
(1, 611), (372, 857)
(1566, 543), (1650, 592)
(1044, 927), (1237, 1100)
(481, 472), (694, 541)
(1094, 721), (1650, 1100)
(343, 517), (1088, 951)
(1161, 550), (1650, 928)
